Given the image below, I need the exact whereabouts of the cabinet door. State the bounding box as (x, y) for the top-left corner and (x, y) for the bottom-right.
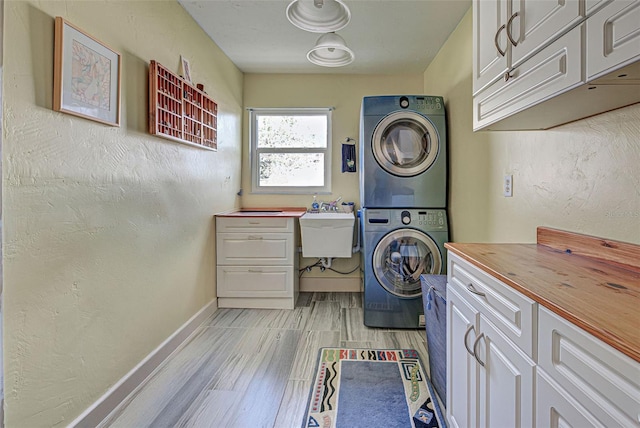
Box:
(511, 0), (583, 66)
(587, 0), (640, 80)
(536, 368), (606, 428)
(447, 283), (480, 428)
(473, 0), (511, 94)
(478, 315), (535, 428)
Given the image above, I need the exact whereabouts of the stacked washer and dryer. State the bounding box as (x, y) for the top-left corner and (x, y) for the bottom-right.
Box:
(359, 95), (449, 328)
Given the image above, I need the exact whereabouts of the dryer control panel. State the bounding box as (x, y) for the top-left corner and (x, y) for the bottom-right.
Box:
(365, 209), (447, 232)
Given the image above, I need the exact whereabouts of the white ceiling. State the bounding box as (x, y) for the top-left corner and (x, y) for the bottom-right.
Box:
(177, 0), (471, 74)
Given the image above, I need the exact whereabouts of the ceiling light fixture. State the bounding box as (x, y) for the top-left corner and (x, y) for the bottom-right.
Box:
(307, 32), (354, 67)
(286, 0), (351, 33)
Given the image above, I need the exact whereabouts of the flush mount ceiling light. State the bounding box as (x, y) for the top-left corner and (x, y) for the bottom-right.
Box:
(286, 0), (351, 33)
(307, 32), (354, 67)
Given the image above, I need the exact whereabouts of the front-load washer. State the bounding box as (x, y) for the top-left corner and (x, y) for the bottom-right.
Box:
(361, 208), (448, 328)
(360, 95), (447, 209)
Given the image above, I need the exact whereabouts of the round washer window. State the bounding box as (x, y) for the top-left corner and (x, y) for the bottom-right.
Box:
(372, 111), (439, 177)
(372, 229), (442, 298)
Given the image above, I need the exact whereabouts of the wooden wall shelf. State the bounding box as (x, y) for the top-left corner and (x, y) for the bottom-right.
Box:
(149, 60), (217, 151)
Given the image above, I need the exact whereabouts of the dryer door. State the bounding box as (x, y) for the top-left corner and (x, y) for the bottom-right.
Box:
(372, 111), (439, 177)
(372, 228), (442, 298)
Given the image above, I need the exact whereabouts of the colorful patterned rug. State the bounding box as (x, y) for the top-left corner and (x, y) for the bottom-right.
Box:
(302, 348), (445, 428)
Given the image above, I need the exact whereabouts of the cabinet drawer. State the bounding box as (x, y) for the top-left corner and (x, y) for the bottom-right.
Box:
(448, 253), (537, 358)
(473, 25), (583, 131)
(217, 266), (293, 298)
(538, 306), (640, 426)
(217, 233), (293, 265)
(216, 216), (293, 233)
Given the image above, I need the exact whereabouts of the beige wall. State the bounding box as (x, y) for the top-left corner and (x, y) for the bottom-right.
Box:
(242, 73), (424, 276)
(3, 1), (243, 425)
(424, 9), (640, 244)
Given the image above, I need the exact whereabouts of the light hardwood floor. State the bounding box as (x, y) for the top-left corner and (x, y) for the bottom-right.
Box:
(99, 292), (430, 428)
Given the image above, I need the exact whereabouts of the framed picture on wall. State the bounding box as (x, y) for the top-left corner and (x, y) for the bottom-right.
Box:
(181, 55), (192, 84)
(53, 17), (121, 127)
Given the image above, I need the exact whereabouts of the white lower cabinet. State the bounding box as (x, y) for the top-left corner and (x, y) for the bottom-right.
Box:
(447, 283), (479, 428)
(216, 216), (299, 309)
(479, 314), (535, 428)
(537, 306), (640, 427)
(447, 253), (640, 428)
(447, 279), (535, 428)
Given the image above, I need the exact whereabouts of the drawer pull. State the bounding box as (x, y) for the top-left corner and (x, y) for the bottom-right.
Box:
(467, 283), (486, 297)
(494, 24), (506, 57)
(248, 269), (263, 273)
(506, 12), (519, 47)
(473, 333), (486, 367)
(248, 236), (263, 240)
(464, 324), (476, 356)
(248, 221), (261, 225)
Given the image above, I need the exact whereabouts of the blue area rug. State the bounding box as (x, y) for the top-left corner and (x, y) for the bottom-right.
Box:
(302, 348), (446, 428)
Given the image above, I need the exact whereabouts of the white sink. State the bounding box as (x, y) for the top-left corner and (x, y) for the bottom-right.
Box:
(299, 212), (355, 258)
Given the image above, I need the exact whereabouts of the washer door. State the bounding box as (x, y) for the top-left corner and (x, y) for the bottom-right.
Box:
(372, 111), (439, 177)
(372, 229), (442, 298)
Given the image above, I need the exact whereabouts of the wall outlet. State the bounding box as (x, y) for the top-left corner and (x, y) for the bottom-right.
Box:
(418, 314), (425, 327)
(503, 174), (513, 197)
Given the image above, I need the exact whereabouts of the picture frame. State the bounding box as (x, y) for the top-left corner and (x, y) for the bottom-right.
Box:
(53, 17), (121, 127)
(180, 55), (192, 84)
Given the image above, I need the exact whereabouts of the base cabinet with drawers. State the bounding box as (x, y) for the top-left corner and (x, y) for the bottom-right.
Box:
(446, 252), (640, 428)
(447, 253), (536, 428)
(216, 216), (299, 309)
(536, 306), (640, 427)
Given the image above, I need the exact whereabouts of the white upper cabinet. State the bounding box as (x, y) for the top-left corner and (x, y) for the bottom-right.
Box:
(473, 0), (510, 95)
(472, 0), (640, 131)
(473, 0), (583, 95)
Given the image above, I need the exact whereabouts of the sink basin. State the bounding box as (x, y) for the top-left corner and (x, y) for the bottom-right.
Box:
(299, 211), (355, 258)
(302, 212), (354, 220)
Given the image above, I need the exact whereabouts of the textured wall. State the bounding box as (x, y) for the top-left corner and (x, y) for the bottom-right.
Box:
(241, 73), (424, 276)
(3, 1), (243, 425)
(424, 9), (640, 244)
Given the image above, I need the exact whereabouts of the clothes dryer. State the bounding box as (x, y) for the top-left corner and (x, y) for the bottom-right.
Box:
(360, 95), (447, 208)
(360, 208), (448, 328)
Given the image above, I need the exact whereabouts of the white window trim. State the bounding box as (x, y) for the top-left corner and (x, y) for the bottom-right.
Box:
(249, 107), (332, 194)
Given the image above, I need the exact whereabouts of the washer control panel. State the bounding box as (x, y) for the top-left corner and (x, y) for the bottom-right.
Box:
(417, 211), (446, 228)
(397, 96), (443, 112)
(401, 210), (411, 224)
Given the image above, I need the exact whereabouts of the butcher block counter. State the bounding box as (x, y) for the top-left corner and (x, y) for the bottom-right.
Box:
(216, 207), (307, 218)
(445, 227), (640, 362)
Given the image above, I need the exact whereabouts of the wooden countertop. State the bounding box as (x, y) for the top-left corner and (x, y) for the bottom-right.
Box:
(216, 207), (307, 218)
(445, 227), (640, 362)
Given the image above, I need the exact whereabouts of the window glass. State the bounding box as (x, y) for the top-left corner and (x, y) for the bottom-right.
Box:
(250, 109), (332, 194)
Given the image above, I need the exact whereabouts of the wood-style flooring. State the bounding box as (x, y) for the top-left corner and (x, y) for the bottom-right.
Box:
(99, 292), (430, 428)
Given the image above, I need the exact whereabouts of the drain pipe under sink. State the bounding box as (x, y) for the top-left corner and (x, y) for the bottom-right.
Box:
(321, 257), (333, 269)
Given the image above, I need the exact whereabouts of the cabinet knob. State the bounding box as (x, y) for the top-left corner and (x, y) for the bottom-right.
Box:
(504, 70), (514, 82)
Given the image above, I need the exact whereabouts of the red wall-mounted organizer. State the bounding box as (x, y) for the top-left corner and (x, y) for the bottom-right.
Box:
(149, 60), (217, 151)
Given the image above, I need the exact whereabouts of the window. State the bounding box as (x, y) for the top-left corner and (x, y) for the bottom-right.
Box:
(249, 108), (332, 194)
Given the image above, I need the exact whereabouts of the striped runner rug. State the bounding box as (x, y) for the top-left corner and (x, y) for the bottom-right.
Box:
(302, 348), (445, 428)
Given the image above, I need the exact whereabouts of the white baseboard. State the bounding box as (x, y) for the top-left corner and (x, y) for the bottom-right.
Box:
(300, 276), (361, 292)
(69, 299), (218, 428)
